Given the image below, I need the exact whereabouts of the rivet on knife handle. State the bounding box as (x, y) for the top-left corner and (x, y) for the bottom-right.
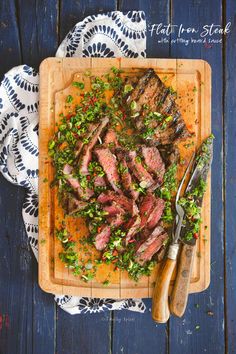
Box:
(170, 243), (195, 317)
(152, 243), (179, 323)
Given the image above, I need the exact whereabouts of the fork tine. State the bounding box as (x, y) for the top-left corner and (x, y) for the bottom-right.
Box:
(175, 152), (195, 207)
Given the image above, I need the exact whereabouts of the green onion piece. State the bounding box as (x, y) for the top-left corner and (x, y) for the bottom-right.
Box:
(124, 84), (133, 94)
(130, 101), (137, 110)
(72, 81), (85, 89)
(66, 95), (73, 103)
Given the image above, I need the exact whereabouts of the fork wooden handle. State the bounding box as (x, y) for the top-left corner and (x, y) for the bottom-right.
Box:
(152, 244), (179, 323)
(170, 243), (195, 317)
(152, 258), (176, 323)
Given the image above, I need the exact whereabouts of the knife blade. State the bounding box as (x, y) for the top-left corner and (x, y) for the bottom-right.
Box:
(170, 135), (214, 317)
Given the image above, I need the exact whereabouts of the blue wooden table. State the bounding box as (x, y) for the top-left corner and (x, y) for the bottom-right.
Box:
(0, 1), (235, 353)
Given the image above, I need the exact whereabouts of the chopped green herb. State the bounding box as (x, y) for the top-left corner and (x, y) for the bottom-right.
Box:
(72, 81), (85, 89)
(111, 66), (123, 75)
(102, 279), (110, 286)
(130, 101), (137, 110)
(132, 183), (147, 195)
(141, 127), (155, 139)
(123, 84), (133, 95)
(169, 86), (176, 95)
(118, 162), (128, 175)
(66, 95), (73, 104)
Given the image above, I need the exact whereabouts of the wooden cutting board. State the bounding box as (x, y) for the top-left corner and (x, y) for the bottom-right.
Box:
(38, 57), (211, 298)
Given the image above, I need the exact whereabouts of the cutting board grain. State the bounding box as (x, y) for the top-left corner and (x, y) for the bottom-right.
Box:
(38, 57), (211, 298)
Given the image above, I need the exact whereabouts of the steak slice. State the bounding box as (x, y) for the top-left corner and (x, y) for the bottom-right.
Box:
(75, 122), (100, 158)
(103, 202), (125, 216)
(62, 164), (94, 200)
(139, 193), (156, 228)
(94, 175), (106, 188)
(126, 68), (154, 105)
(141, 145), (165, 183)
(67, 196), (88, 215)
(104, 128), (118, 147)
(146, 197), (165, 229)
(95, 226), (111, 251)
(79, 117), (109, 175)
(97, 191), (137, 216)
(125, 215), (141, 245)
(95, 147), (122, 194)
(63, 164), (80, 189)
(135, 226), (168, 265)
(74, 140), (84, 158)
(108, 213), (126, 228)
(158, 144), (180, 166)
(103, 200), (127, 228)
(116, 149), (139, 200)
(139, 193), (165, 230)
(126, 150), (155, 188)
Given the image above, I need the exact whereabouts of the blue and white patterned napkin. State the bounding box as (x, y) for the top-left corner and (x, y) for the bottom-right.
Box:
(0, 11), (148, 314)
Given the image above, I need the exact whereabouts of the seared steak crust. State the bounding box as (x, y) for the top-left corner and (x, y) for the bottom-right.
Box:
(126, 68), (190, 145)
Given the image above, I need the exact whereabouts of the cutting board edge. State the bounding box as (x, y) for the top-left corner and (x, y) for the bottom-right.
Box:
(38, 57), (212, 298)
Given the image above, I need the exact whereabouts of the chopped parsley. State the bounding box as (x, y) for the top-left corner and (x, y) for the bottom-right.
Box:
(130, 101), (137, 110)
(66, 95), (73, 104)
(156, 163), (177, 224)
(72, 81), (85, 89)
(123, 84), (133, 95)
(118, 162), (129, 175)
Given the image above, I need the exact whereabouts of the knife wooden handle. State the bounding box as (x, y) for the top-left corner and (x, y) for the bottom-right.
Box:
(170, 243), (195, 317)
(152, 257), (176, 323)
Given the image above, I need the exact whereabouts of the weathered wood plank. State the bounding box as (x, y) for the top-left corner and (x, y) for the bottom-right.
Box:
(0, 2), (35, 353)
(169, 1), (225, 353)
(118, 0), (170, 58)
(0, 0), (22, 78)
(112, 2), (170, 353)
(32, 259), (55, 354)
(16, 0), (58, 69)
(56, 307), (111, 354)
(13, 2), (59, 353)
(224, 0), (236, 352)
(111, 300), (168, 354)
(0, 177), (33, 354)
